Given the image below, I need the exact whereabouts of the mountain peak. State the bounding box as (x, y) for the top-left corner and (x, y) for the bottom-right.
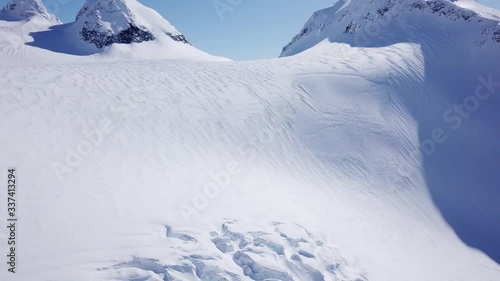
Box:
(73, 0), (189, 49)
(0, 0), (60, 23)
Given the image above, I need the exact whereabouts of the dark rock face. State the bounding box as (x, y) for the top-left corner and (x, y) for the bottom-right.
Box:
(166, 32), (190, 44)
(81, 24), (155, 49)
(2, 2), (37, 18)
(493, 30), (500, 43)
(344, 21), (360, 34)
(3, 2), (17, 11)
(410, 0), (474, 21)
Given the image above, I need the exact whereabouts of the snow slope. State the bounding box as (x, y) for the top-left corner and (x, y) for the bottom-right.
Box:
(281, 0), (500, 264)
(0, 0), (500, 281)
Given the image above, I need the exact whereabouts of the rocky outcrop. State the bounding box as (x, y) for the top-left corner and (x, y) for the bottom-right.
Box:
(80, 23), (155, 49)
(73, 0), (190, 49)
(74, 0), (155, 48)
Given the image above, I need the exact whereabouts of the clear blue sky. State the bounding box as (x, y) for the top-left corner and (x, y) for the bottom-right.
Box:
(2, 0), (499, 60)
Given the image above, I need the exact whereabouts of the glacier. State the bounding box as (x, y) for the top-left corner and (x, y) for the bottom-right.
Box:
(0, 0), (499, 280)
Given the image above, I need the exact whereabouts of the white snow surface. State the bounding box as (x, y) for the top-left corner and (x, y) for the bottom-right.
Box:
(0, 1), (500, 281)
(75, 0), (152, 34)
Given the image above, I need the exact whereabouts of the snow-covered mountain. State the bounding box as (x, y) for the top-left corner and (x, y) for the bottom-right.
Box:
(0, 0), (59, 23)
(281, 0), (500, 57)
(1, 0), (500, 281)
(0, 0), (226, 60)
(57, 0), (225, 59)
(73, 0), (189, 49)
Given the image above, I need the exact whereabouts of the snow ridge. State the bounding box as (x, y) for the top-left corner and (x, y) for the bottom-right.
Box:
(0, 0), (60, 23)
(280, 0), (500, 57)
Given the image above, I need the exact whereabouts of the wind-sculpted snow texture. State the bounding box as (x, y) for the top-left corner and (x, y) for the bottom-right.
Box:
(280, 0), (500, 265)
(0, 0), (500, 281)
